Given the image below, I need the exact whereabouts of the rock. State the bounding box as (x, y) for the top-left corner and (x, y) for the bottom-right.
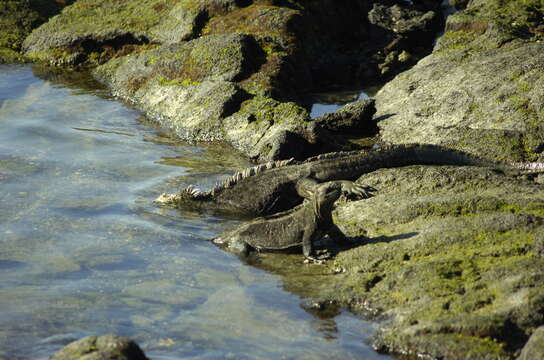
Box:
(51, 335), (149, 360)
(368, 4), (438, 36)
(374, 0), (544, 162)
(314, 98), (377, 135)
(324, 165), (544, 359)
(0, 0), (73, 63)
(518, 327), (544, 360)
(92, 33), (316, 160)
(23, 0), (248, 66)
(222, 96), (315, 161)
(535, 231), (544, 258)
(368, 3), (442, 76)
(92, 33), (258, 143)
(449, 0), (470, 10)
(21, 1), (444, 159)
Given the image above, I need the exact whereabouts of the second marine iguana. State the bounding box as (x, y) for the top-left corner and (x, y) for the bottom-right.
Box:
(212, 181), (354, 261)
(156, 143), (544, 216)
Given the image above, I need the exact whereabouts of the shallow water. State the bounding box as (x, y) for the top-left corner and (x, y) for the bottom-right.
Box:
(310, 87), (378, 119)
(0, 66), (392, 360)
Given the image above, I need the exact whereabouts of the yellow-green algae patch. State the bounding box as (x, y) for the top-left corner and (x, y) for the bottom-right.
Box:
(0, 0), (73, 63)
(324, 166), (544, 359)
(249, 165), (544, 359)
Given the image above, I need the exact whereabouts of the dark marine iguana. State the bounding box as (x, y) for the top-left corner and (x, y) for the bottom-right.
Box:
(212, 181), (353, 261)
(156, 143), (544, 217)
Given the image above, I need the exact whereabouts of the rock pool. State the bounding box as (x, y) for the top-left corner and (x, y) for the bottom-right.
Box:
(0, 65), (392, 360)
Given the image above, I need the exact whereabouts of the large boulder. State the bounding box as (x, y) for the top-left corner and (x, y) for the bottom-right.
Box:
(518, 326), (544, 360)
(248, 161), (544, 360)
(329, 165), (544, 359)
(374, 0), (544, 162)
(92, 32), (315, 160)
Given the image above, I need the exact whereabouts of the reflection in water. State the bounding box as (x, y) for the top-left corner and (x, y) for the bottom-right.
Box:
(0, 66), (393, 360)
(309, 86), (381, 119)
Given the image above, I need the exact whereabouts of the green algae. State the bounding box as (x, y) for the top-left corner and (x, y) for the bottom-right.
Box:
(158, 77), (201, 87)
(23, 0), (177, 64)
(238, 95), (309, 126)
(296, 165), (544, 359)
(439, 0), (544, 52)
(0, 0), (73, 63)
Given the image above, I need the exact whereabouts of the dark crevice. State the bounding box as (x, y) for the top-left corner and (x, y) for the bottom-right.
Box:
(220, 88), (253, 119)
(191, 10), (211, 40)
(78, 33), (151, 66)
(365, 275), (384, 291)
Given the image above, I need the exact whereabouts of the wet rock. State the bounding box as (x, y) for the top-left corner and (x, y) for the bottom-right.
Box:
(51, 335), (149, 360)
(314, 99), (377, 135)
(518, 326), (544, 360)
(375, 0), (544, 162)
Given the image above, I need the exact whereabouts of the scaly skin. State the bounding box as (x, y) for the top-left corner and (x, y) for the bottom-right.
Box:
(212, 181), (350, 260)
(156, 143), (544, 217)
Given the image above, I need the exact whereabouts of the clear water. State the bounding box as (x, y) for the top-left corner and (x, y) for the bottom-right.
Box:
(310, 89), (375, 119)
(0, 66), (393, 360)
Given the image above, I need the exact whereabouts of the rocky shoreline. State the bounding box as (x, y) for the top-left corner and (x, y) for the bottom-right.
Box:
(3, 0), (544, 359)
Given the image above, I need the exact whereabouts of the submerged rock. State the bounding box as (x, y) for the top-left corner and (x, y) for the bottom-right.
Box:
(51, 335), (149, 360)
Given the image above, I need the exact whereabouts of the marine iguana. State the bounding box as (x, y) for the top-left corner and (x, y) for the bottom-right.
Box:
(212, 181), (353, 261)
(156, 143), (544, 216)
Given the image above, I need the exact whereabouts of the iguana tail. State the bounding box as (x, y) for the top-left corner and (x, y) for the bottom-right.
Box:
(167, 158), (297, 204)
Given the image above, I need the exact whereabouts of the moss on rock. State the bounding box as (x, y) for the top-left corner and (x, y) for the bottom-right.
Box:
(23, 0), (195, 65)
(324, 166), (544, 359)
(0, 0), (73, 63)
(222, 95), (315, 160)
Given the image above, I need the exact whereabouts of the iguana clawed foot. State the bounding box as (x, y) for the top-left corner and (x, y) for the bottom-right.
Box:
(338, 181), (377, 200)
(304, 250), (332, 264)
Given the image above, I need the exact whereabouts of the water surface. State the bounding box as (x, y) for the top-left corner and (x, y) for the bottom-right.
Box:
(0, 65), (392, 360)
